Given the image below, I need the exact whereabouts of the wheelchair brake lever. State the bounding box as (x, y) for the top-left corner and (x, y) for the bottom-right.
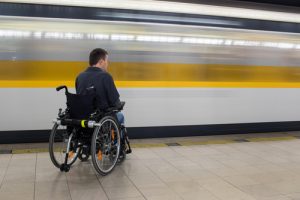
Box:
(58, 108), (66, 118)
(58, 108), (62, 116)
(90, 110), (100, 119)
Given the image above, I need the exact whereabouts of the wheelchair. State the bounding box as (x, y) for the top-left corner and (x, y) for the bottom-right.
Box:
(49, 85), (131, 175)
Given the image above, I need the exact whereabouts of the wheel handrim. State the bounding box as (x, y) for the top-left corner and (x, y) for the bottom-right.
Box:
(93, 118), (120, 174)
(50, 124), (80, 166)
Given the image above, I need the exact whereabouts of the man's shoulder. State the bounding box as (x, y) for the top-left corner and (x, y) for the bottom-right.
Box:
(78, 67), (104, 77)
(77, 67), (113, 82)
(77, 67), (91, 77)
(97, 71), (113, 80)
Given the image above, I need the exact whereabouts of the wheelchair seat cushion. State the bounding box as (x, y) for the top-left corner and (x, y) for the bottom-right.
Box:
(66, 93), (96, 119)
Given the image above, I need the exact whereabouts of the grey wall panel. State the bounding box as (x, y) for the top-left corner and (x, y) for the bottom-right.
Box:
(1, 88), (300, 131)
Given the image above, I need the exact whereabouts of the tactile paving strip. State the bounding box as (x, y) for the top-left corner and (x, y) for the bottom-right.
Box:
(0, 135), (299, 154)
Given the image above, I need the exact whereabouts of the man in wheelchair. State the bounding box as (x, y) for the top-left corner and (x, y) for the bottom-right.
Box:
(76, 48), (124, 126)
(49, 48), (131, 175)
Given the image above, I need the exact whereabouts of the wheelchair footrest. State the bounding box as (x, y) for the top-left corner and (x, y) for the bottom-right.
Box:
(126, 149), (132, 154)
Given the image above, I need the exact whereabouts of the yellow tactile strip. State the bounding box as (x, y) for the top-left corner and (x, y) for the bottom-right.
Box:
(0, 135), (298, 154)
(12, 148), (49, 154)
(246, 136), (296, 142)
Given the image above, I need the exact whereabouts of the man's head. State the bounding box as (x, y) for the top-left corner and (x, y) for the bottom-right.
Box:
(89, 48), (108, 71)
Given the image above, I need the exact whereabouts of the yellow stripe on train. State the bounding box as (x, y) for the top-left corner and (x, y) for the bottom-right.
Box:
(1, 80), (300, 88)
(1, 60), (300, 88)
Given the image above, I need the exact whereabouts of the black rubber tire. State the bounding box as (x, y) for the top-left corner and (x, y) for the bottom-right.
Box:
(49, 123), (79, 169)
(91, 116), (121, 176)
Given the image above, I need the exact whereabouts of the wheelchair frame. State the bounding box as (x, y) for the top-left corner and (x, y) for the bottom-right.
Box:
(49, 85), (131, 175)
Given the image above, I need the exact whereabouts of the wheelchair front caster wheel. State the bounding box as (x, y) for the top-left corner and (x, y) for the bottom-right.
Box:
(78, 153), (90, 162)
(60, 164), (70, 172)
(117, 150), (126, 164)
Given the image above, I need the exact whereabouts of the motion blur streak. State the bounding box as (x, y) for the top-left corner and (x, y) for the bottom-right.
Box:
(1, 61), (300, 88)
(2, 0), (300, 23)
(0, 16), (300, 137)
(1, 17), (299, 88)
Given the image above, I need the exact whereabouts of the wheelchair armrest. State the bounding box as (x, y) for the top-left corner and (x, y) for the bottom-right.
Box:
(119, 101), (125, 110)
(105, 107), (120, 113)
(105, 102), (125, 113)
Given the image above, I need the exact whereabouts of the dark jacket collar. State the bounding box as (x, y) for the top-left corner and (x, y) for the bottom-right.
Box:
(86, 66), (104, 72)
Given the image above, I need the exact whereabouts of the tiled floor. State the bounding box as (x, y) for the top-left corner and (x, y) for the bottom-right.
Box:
(1, 137), (300, 199)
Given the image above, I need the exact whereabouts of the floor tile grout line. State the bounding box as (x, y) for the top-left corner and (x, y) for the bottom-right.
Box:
(140, 169), (184, 200)
(33, 153), (37, 200)
(191, 149), (264, 200)
(209, 165), (260, 200)
(0, 154), (12, 190)
(120, 164), (150, 200)
(65, 170), (73, 200)
(141, 148), (191, 200)
(2, 141), (300, 200)
(124, 148), (182, 199)
(151, 166), (186, 198)
(92, 164), (111, 200)
(153, 146), (224, 200)
(199, 143), (283, 199)
(227, 143), (276, 167)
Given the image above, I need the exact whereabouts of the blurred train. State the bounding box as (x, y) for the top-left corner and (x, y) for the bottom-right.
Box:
(0, 2), (300, 143)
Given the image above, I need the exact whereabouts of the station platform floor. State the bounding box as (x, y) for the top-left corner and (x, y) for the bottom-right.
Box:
(1, 132), (300, 200)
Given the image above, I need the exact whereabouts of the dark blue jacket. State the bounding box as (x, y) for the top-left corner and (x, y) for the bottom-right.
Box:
(75, 67), (120, 110)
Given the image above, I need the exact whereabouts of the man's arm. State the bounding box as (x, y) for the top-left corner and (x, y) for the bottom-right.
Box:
(75, 77), (79, 94)
(104, 74), (121, 107)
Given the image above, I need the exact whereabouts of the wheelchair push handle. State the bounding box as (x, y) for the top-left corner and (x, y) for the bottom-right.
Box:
(56, 85), (69, 94)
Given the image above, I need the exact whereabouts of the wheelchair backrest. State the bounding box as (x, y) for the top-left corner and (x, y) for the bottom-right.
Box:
(66, 92), (96, 119)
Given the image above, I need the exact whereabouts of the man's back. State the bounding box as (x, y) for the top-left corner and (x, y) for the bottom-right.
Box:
(75, 67), (120, 110)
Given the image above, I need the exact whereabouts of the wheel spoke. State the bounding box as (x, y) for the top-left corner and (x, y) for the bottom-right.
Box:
(91, 117), (121, 175)
(49, 124), (80, 169)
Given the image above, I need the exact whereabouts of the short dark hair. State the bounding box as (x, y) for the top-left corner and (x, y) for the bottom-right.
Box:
(89, 48), (108, 66)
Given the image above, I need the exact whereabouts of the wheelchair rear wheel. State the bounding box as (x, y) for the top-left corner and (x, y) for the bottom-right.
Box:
(49, 123), (80, 169)
(91, 116), (121, 175)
